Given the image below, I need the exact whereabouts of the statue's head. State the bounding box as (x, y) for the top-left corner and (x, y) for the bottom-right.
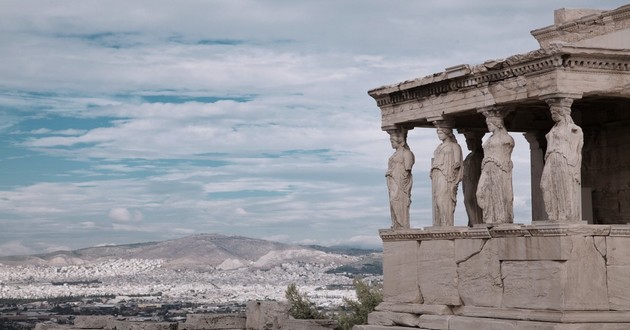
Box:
(388, 128), (407, 149)
(485, 114), (505, 131)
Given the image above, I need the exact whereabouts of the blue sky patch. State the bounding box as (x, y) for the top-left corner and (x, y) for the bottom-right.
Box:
(140, 95), (254, 104)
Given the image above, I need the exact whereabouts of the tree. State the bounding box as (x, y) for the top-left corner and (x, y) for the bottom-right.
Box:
(285, 283), (325, 319)
(336, 278), (383, 330)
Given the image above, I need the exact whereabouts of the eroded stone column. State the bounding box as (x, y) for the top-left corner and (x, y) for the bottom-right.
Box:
(540, 96), (584, 222)
(430, 121), (463, 227)
(386, 127), (415, 229)
(523, 132), (548, 221)
(476, 107), (515, 224)
(460, 131), (484, 226)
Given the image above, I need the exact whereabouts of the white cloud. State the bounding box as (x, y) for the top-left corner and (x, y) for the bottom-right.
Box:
(1, 0), (626, 254)
(344, 235), (382, 249)
(0, 241), (33, 256)
(108, 207), (143, 223)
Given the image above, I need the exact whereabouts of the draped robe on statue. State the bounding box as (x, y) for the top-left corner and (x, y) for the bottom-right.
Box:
(541, 122), (583, 221)
(430, 141), (463, 226)
(476, 132), (514, 224)
(387, 146), (415, 229)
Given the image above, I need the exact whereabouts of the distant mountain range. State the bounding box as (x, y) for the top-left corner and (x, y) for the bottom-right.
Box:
(0, 233), (382, 272)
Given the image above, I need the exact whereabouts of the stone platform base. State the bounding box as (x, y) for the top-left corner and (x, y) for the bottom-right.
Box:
(357, 303), (630, 329)
(368, 224), (630, 329)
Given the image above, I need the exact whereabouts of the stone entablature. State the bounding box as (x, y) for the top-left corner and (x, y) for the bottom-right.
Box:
(378, 223), (630, 242)
(369, 45), (630, 129)
(532, 5), (630, 49)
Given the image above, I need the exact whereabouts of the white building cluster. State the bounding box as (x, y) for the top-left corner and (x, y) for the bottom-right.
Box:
(0, 259), (379, 307)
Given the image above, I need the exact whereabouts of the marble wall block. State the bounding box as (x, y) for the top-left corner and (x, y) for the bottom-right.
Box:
(382, 240), (422, 303)
(367, 311), (419, 327)
(501, 260), (566, 310)
(456, 239), (503, 307)
(418, 240), (460, 305)
(606, 237), (630, 310)
(563, 236), (608, 310)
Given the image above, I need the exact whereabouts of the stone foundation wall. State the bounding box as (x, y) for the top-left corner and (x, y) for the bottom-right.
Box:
(372, 224), (630, 329)
(35, 301), (336, 330)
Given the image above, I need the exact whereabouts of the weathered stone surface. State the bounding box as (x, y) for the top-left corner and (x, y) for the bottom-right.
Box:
(453, 305), (564, 322)
(606, 237), (630, 265)
(418, 240), (460, 305)
(456, 239), (502, 307)
(454, 238), (485, 263)
(454, 305), (630, 323)
(354, 325), (429, 330)
(382, 240), (422, 303)
(245, 300), (289, 330)
(497, 236), (569, 261)
(449, 316), (568, 330)
(181, 313), (246, 329)
(34, 325), (77, 330)
(73, 315), (115, 329)
(556, 325), (630, 330)
(374, 302), (452, 315)
(417, 314), (453, 330)
(449, 316), (519, 330)
(284, 319), (337, 330)
(367, 311), (418, 327)
(111, 321), (177, 330)
(594, 236), (607, 257)
(501, 260), (565, 310)
(563, 236), (609, 310)
(608, 265), (630, 310)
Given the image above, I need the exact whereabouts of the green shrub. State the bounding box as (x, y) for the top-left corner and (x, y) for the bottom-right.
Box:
(285, 283), (325, 319)
(336, 278), (383, 330)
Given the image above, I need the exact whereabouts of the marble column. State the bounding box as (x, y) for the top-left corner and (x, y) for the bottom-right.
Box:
(476, 108), (515, 225)
(540, 96), (584, 222)
(461, 131), (484, 226)
(523, 132), (548, 221)
(386, 127), (415, 229)
(430, 121), (463, 227)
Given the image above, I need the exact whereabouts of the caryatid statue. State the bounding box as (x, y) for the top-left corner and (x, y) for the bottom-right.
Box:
(540, 98), (583, 222)
(386, 127), (415, 229)
(476, 110), (515, 224)
(430, 125), (463, 227)
(462, 131), (484, 226)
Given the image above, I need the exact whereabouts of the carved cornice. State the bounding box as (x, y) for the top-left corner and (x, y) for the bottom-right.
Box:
(369, 47), (630, 109)
(610, 225), (630, 237)
(531, 5), (630, 48)
(379, 228), (491, 241)
(528, 226), (568, 237)
(379, 224), (624, 241)
(489, 226), (531, 238)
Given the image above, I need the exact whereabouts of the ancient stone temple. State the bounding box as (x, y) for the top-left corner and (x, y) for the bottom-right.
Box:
(361, 5), (630, 330)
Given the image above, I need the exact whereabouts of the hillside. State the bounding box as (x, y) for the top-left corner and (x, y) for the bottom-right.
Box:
(0, 233), (379, 271)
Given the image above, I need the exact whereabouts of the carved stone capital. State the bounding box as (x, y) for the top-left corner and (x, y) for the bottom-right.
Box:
(540, 93), (582, 111)
(477, 105), (513, 119)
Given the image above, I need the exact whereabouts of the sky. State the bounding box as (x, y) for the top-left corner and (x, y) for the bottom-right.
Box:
(0, 1), (627, 256)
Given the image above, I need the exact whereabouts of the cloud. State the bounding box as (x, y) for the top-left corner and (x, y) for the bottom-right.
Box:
(0, 241), (34, 257)
(108, 207), (143, 223)
(344, 235), (383, 249)
(1, 0), (626, 254)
